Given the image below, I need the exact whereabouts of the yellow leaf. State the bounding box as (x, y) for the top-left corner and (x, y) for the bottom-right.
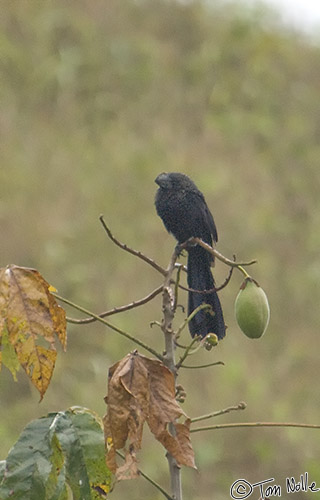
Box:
(0, 265), (67, 399)
(1, 326), (20, 381)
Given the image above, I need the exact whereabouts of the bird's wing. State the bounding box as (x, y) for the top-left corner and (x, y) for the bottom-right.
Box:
(189, 190), (218, 245)
(204, 204), (218, 243)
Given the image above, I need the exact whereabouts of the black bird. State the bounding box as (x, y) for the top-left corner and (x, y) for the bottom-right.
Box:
(155, 172), (225, 340)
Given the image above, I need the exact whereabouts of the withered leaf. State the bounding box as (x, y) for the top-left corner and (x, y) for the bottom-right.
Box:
(103, 351), (195, 480)
(144, 356), (196, 469)
(103, 352), (149, 479)
(0, 265), (67, 399)
(116, 448), (139, 481)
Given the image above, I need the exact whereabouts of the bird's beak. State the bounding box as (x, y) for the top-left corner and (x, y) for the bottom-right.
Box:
(155, 172), (168, 186)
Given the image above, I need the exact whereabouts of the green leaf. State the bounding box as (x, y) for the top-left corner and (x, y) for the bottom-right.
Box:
(67, 407), (111, 499)
(54, 407), (111, 499)
(0, 460), (6, 481)
(53, 411), (92, 500)
(0, 408), (112, 500)
(46, 433), (67, 500)
(0, 414), (56, 500)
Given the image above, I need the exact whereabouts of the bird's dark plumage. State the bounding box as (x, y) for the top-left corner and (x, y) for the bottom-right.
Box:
(155, 172), (225, 340)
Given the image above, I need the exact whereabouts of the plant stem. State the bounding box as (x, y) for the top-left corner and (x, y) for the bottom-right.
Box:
(190, 402), (246, 423)
(66, 285), (163, 324)
(176, 336), (201, 369)
(180, 361), (224, 369)
(190, 421), (320, 433)
(237, 265), (251, 278)
(167, 448), (182, 500)
(161, 248), (183, 500)
(54, 293), (163, 361)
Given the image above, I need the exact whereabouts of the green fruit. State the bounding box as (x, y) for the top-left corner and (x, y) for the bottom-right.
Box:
(235, 278), (270, 339)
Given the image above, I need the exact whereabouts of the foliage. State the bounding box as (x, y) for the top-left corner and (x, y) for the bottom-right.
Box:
(0, 265), (66, 398)
(0, 407), (111, 500)
(104, 351), (195, 480)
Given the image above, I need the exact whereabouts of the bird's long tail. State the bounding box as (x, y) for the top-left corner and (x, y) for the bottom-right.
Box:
(187, 246), (226, 339)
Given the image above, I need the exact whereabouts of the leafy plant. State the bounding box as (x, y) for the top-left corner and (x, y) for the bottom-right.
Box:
(0, 217), (263, 498)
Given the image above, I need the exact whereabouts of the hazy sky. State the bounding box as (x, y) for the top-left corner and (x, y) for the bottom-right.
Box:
(245, 0), (320, 32)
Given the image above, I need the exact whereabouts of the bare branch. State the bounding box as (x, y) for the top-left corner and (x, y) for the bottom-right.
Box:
(173, 264), (183, 312)
(176, 303), (212, 338)
(177, 264), (233, 295)
(215, 260), (234, 290)
(159, 246), (183, 500)
(175, 336), (200, 370)
(179, 237), (257, 269)
(180, 361), (225, 369)
(99, 215), (167, 276)
(191, 402), (247, 423)
(54, 293), (164, 361)
(66, 285), (163, 324)
(161, 247), (180, 375)
(190, 421), (320, 433)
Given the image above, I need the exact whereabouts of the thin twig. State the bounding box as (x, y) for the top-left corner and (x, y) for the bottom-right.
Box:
(115, 451), (174, 500)
(190, 421), (320, 433)
(100, 215), (167, 276)
(175, 304), (214, 369)
(175, 303), (212, 341)
(190, 402), (247, 423)
(178, 265), (234, 294)
(180, 361), (225, 369)
(180, 238), (257, 269)
(66, 285), (163, 324)
(175, 336), (199, 370)
(54, 293), (164, 361)
(215, 259), (234, 290)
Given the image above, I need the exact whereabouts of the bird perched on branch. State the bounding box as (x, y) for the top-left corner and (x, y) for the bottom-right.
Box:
(155, 172), (225, 340)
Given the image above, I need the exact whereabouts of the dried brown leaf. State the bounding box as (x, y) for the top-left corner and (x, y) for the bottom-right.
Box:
(103, 351), (150, 480)
(0, 265), (67, 399)
(145, 358), (196, 469)
(116, 448), (139, 481)
(157, 424), (195, 470)
(103, 350), (195, 480)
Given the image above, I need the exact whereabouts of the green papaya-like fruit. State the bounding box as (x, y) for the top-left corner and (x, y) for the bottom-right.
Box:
(235, 278), (270, 339)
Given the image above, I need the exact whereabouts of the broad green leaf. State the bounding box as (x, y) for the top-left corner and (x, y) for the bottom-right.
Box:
(46, 433), (67, 500)
(0, 414), (56, 500)
(0, 460), (6, 480)
(55, 407), (111, 499)
(67, 407), (111, 499)
(0, 408), (111, 500)
(53, 411), (92, 499)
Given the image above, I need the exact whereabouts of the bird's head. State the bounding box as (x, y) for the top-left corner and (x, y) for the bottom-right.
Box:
(155, 172), (197, 191)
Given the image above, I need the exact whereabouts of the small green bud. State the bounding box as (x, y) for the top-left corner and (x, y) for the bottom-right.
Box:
(204, 333), (219, 350)
(235, 278), (270, 339)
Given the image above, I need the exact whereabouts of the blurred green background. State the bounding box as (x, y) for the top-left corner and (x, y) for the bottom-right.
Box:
(1, 0), (320, 498)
